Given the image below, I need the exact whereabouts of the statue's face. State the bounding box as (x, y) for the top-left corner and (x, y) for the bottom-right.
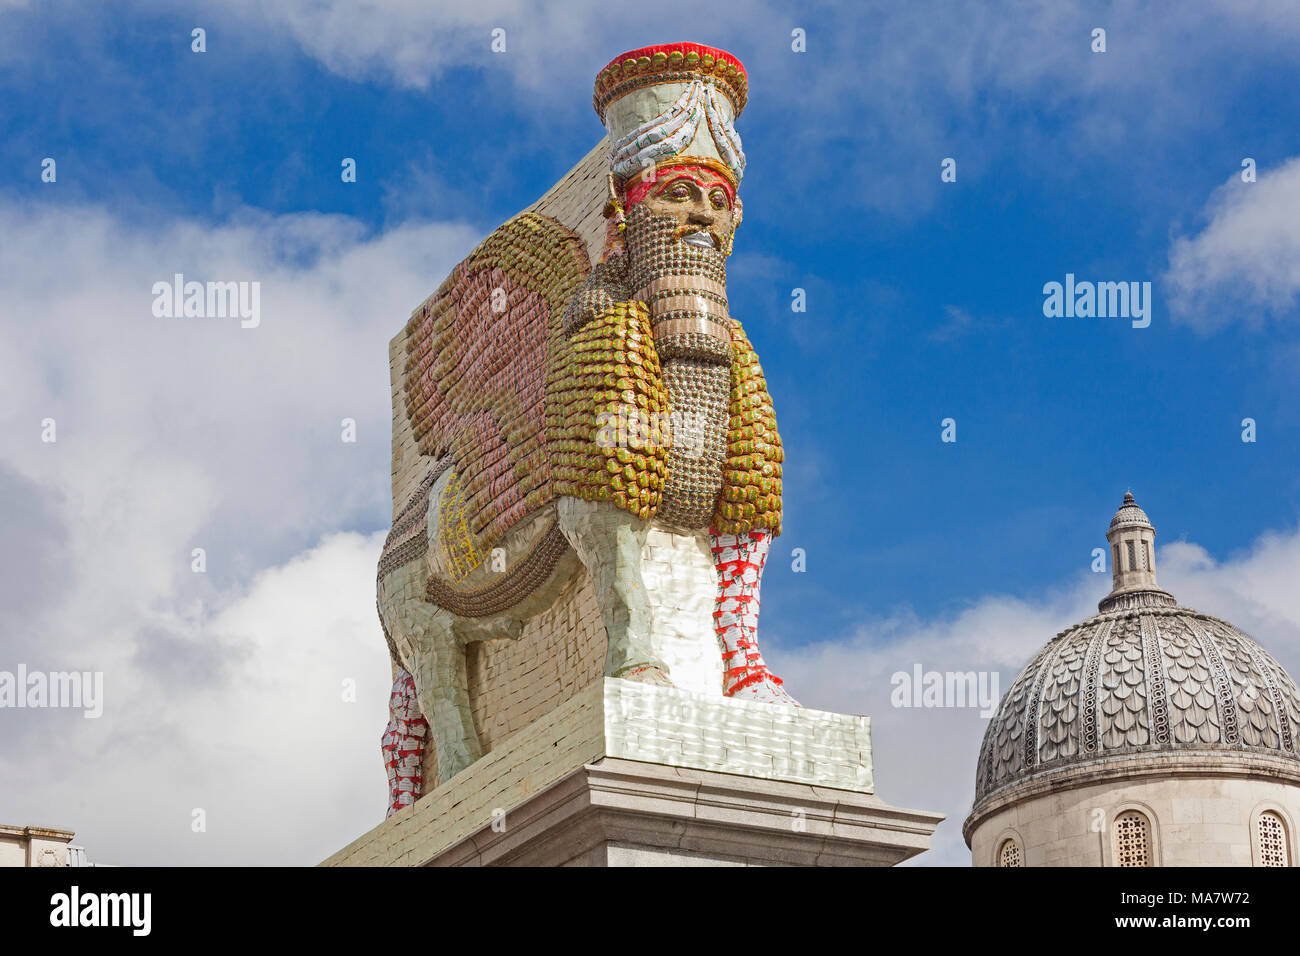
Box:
(621, 163), (736, 364)
(630, 165), (736, 254)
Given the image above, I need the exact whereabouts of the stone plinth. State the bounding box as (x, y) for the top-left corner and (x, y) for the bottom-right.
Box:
(323, 678), (942, 867)
(431, 759), (940, 867)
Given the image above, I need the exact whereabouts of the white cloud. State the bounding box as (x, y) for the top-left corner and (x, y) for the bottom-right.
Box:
(213, 0), (660, 93)
(0, 200), (481, 569)
(0, 199), (480, 863)
(6, 1), (1296, 222)
(0, 531), (392, 865)
(174, 0), (1300, 220)
(1166, 157), (1300, 329)
(200, 0), (1300, 108)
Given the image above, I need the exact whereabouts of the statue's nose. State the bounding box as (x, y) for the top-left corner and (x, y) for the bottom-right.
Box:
(688, 207), (714, 225)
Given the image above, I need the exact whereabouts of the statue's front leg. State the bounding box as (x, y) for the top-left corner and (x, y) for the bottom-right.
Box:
(710, 529), (799, 705)
(408, 611), (483, 785)
(557, 496), (673, 686)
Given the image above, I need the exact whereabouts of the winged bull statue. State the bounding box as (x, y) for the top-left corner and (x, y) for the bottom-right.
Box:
(375, 44), (799, 815)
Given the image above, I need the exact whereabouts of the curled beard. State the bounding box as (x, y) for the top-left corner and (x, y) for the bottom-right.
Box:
(623, 203), (734, 530)
(623, 203), (732, 365)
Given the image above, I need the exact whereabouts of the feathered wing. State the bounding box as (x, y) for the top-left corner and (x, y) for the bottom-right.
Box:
(402, 213), (592, 578)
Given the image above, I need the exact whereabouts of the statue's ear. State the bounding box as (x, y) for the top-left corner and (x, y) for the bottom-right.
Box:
(603, 172), (626, 219)
(722, 196), (742, 258)
(599, 217), (627, 265)
(600, 172), (628, 265)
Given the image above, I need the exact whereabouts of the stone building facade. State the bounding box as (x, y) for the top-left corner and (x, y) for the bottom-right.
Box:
(0, 824), (77, 867)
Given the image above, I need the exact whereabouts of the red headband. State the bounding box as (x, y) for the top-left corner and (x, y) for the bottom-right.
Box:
(625, 163), (737, 208)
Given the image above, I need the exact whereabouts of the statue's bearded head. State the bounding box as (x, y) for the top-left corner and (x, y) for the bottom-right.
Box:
(592, 44), (750, 362)
(620, 161), (739, 363)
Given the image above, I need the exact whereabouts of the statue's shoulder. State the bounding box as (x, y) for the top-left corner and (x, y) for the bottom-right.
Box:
(726, 316), (757, 354)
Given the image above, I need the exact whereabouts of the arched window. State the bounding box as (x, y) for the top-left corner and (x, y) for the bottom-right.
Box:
(1113, 810), (1151, 867)
(1256, 812), (1290, 867)
(997, 838), (1022, 867)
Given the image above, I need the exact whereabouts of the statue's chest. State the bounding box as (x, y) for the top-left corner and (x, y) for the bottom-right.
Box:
(655, 357), (730, 529)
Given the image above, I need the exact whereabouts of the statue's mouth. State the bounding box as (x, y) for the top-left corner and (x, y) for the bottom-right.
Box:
(681, 230), (716, 249)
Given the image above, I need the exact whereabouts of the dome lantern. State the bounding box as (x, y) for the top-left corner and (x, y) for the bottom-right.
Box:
(1099, 492), (1175, 613)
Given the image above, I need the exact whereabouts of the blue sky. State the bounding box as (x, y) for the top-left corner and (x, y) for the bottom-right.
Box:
(3, 0), (1300, 865)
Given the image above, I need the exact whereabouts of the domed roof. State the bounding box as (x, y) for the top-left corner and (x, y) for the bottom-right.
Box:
(973, 494), (1300, 808)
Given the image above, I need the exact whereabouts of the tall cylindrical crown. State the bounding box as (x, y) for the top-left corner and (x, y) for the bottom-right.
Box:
(593, 43), (748, 122)
(594, 43), (749, 191)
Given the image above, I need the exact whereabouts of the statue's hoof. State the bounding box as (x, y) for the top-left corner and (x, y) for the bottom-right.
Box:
(726, 670), (801, 707)
(615, 663), (675, 687)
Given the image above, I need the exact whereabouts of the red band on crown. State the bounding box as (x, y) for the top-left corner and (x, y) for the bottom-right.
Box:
(625, 163), (737, 207)
(593, 42), (749, 120)
(596, 43), (747, 85)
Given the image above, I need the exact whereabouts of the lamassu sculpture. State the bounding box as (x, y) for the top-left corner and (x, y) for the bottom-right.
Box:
(376, 44), (796, 814)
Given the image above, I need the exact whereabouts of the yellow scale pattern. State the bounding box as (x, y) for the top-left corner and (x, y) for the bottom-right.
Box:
(716, 320), (784, 535)
(547, 300), (670, 519)
(404, 214), (786, 587)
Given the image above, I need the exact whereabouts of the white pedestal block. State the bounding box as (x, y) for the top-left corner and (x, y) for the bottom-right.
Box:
(323, 679), (942, 867)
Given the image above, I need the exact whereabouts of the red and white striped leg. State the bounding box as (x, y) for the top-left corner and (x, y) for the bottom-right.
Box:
(710, 529), (799, 706)
(381, 668), (428, 817)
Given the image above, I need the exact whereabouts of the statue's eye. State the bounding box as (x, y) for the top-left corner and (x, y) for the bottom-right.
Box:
(710, 190), (728, 209)
(669, 184), (691, 200)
